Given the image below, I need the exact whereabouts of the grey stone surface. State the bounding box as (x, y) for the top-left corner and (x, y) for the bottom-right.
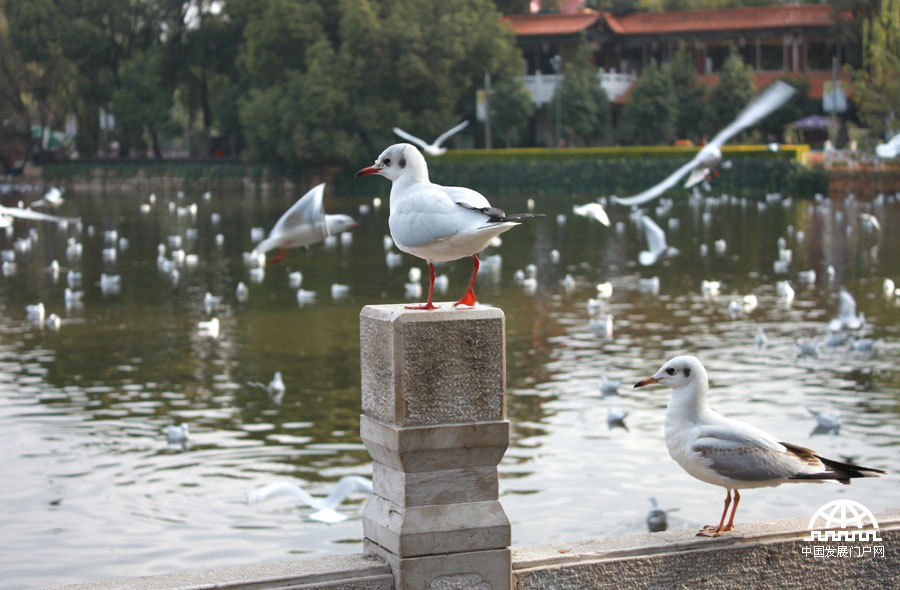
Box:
(360, 305), (506, 427)
(45, 553), (392, 590)
(373, 463), (499, 507)
(360, 305), (512, 589)
(512, 509), (900, 590)
(361, 417), (509, 473)
(367, 543), (512, 590)
(364, 496), (510, 557)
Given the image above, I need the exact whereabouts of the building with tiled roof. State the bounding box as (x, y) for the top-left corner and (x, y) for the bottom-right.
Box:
(503, 4), (851, 105)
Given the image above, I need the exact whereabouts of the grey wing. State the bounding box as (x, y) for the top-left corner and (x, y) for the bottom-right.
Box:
(707, 80), (796, 149)
(641, 215), (667, 254)
(392, 127), (430, 150)
(270, 183), (326, 237)
(692, 422), (803, 482)
(444, 185), (492, 209)
(683, 166), (709, 189)
(612, 157), (703, 206)
(0, 204), (79, 223)
(432, 120), (470, 148)
(391, 188), (480, 248)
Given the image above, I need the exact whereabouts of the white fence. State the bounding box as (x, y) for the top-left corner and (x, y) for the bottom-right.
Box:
(521, 70), (637, 105)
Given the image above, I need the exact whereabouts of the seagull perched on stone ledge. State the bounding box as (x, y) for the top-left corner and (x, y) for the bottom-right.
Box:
(635, 355), (883, 537)
(356, 143), (543, 309)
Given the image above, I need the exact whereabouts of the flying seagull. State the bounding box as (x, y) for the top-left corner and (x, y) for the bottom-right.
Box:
(254, 183), (357, 264)
(392, 120), (470, 156)
(612, 81), (797, 206)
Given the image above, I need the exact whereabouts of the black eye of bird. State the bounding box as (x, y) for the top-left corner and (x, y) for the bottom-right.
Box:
(666, 367), (675, 375)
(383, 158), (391, 165)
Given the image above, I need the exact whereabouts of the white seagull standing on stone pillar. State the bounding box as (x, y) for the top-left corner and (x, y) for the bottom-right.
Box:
(356, 143), (543, 309)
(634, 355), (884, 537)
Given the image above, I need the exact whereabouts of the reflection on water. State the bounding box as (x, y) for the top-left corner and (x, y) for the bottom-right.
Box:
(1, 186), (898, 588)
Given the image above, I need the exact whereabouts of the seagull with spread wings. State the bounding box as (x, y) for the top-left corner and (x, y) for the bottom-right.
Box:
(612, 81), (796, 207)
(254, 183), (357, 264)
(392, 120), (469, 156)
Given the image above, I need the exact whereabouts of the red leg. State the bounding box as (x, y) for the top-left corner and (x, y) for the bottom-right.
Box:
(454, 254), (480, 307)
(723, 489), (740, 531)
(711, 168), (720, 178)
(698, 488), (731, 537)
(268, 247), (289, 264)
(406, 263), (439, 310)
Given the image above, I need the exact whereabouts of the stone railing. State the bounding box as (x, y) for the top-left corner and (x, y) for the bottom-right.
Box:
(49, 305), (898, 590)
(521, 70), (637, 106)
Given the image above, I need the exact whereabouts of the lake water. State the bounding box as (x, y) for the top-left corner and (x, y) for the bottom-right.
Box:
(1, 183), (898, 588)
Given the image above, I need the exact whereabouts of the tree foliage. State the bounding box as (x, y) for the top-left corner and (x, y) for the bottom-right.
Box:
(854, 0), (900, 136)
(555, 44), (610, 146)
(667, 43), (706, 141)
(704, 52), (756, 137)
(621, 60), (675, 145)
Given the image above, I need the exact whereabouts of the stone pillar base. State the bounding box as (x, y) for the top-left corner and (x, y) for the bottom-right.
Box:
(366, 540), (511, 590)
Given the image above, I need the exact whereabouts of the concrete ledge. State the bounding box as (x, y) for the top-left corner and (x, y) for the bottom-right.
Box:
(47, 553), (392, 590)
(512, 509), (900, 590)
(43, 510), (900, 589)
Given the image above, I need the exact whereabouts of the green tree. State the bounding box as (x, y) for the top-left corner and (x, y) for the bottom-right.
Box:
(667, 43), (706, 141)
(554, 44), (610, 146)
(112, 50), (173, 158)
(828, 0), (880, 68)
(620, 59), (675, 145)
(704, 52), (755, 137)
(4, 0), (75, 158)
(586, 0), (640, 15)
(490, 76), (535, 147)
(854, 0), (900, 137)
(492, 0), (532, 13)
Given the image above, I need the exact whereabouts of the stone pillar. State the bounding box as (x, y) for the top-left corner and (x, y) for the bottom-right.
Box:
(359, 304), (511, 590)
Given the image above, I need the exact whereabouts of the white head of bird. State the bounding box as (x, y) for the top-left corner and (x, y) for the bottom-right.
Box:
(635, 355), (709, 412)
(355, 143), (428, 189)
(325, 214), (357, 235)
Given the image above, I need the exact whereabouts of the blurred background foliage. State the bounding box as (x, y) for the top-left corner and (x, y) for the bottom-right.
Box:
(0, 0), (894, 178)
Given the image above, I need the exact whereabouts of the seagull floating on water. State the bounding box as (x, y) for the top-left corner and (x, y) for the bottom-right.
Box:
(254, 184), (357, 264)
(612, 81), (796, 206)
(268, 371), (286, 405)
(356, 143), (542, 309)
(635, 355), (883, 536)
(164, 423), (190, 449)
(392, 120), (469, 156)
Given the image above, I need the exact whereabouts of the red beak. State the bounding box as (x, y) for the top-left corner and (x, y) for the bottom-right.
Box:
(633, 377), (660, 388)
(355, 166), (381, 178)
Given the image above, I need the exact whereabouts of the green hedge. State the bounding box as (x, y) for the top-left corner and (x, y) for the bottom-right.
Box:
(42, 160), (264, 184)
(42, 148), (826, 199)
(336, 152), (825, 198)
(434, 144), (806, 163)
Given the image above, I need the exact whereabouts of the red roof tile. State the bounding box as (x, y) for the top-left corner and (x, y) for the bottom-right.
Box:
(503, 10), (600, 36)
(605, 5), (835, 35)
